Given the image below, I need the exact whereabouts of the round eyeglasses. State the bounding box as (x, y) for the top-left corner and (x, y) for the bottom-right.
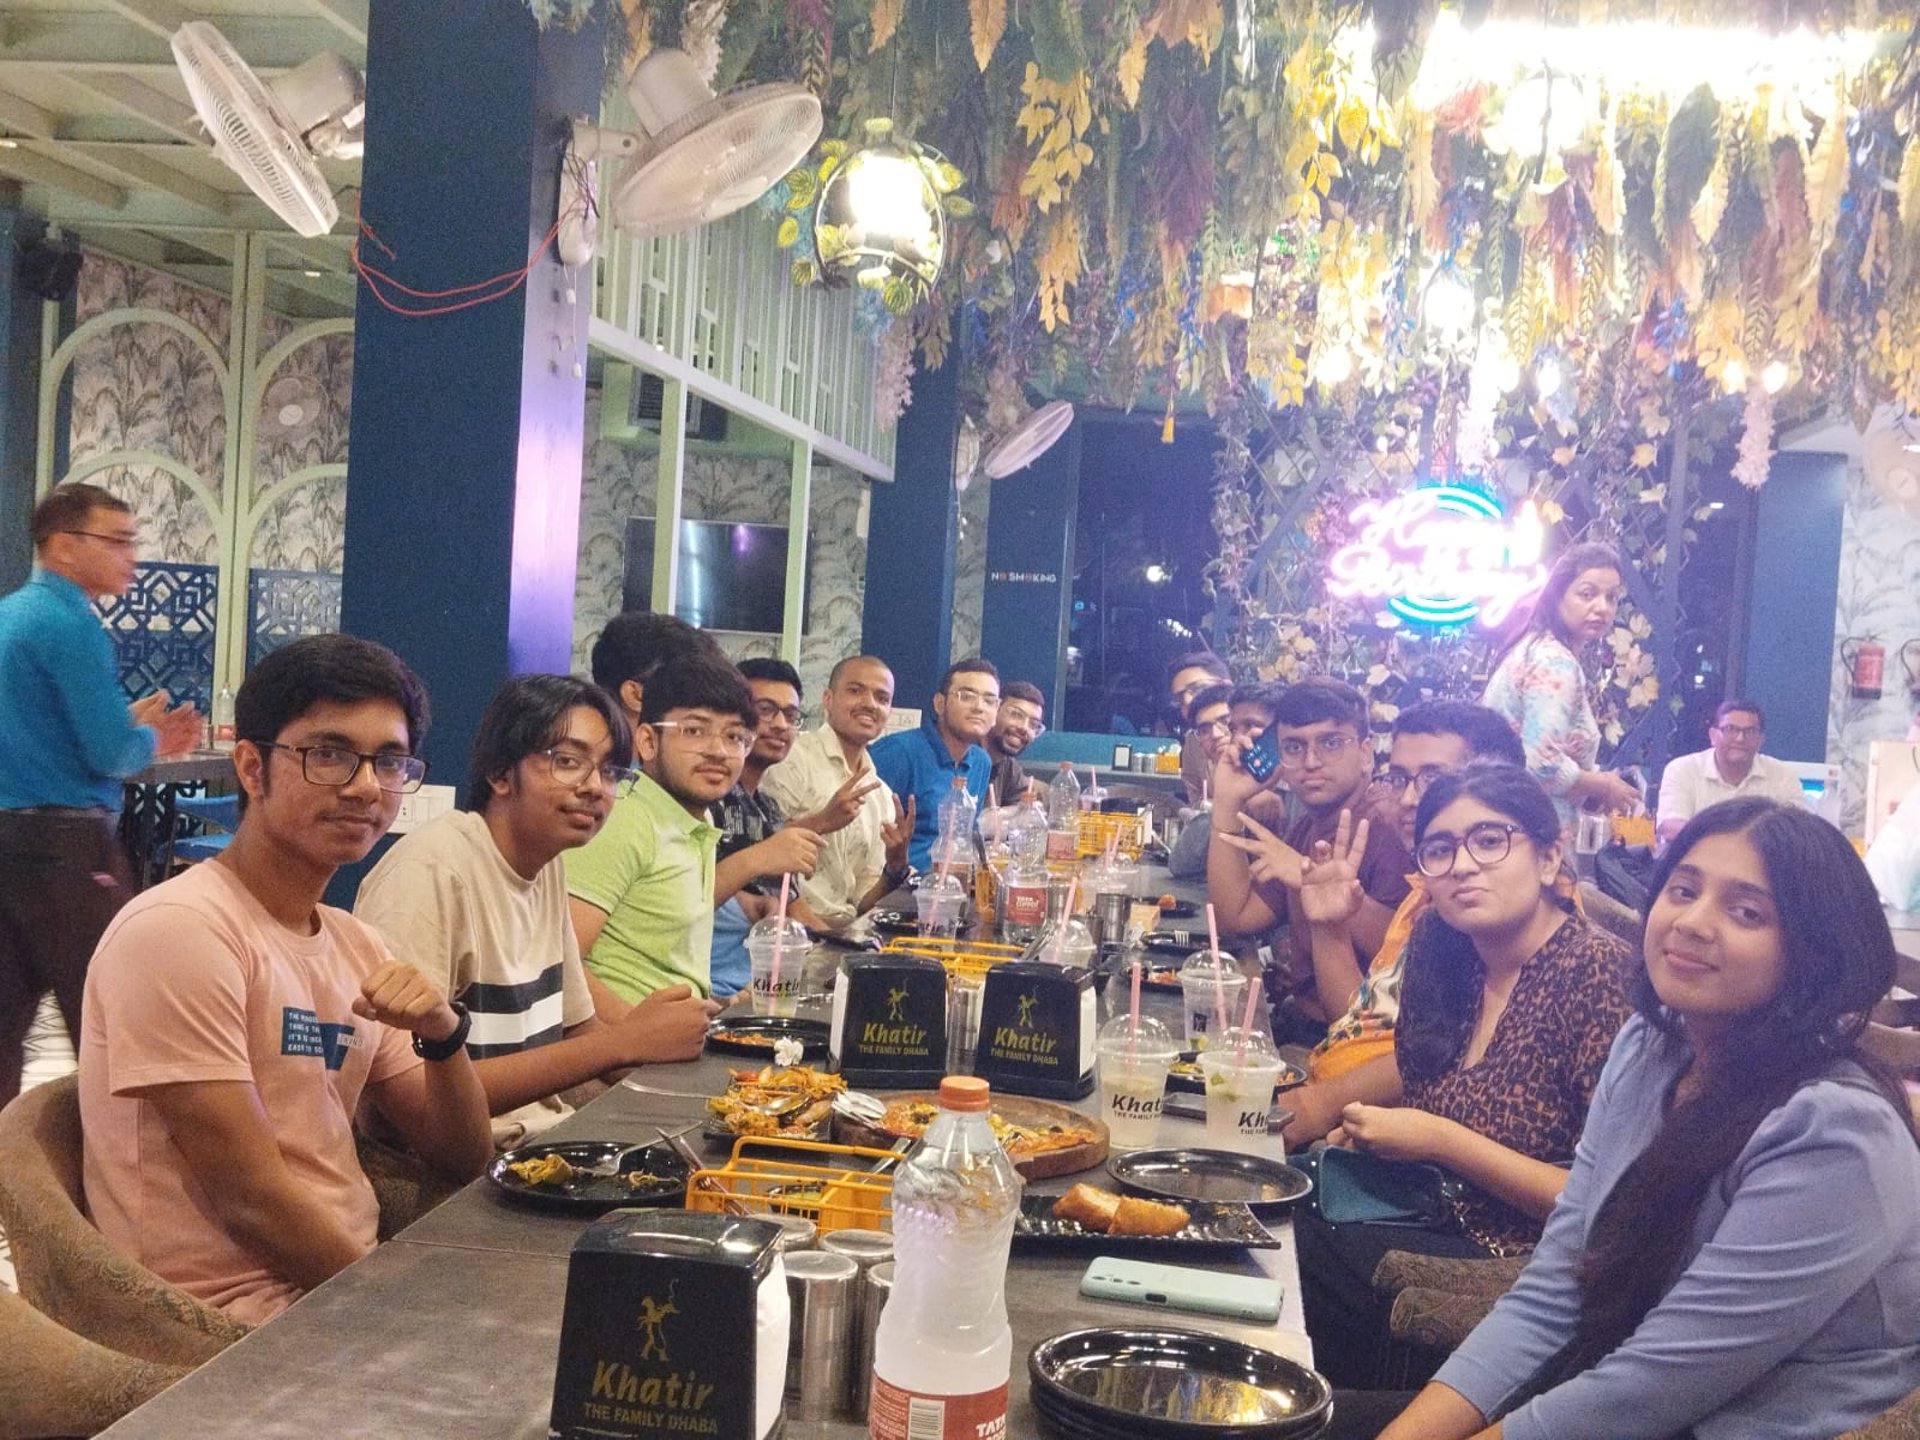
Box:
(537, 748), (635, 792)
(1415, 821), (1527, 878)
(651, 719), (754, 755)
(1378, 765), (1448, 798)
(258, 741), (428, 793)
(1278, 732), (1357, 768)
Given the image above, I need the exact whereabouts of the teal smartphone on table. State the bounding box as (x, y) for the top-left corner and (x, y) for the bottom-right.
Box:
(1080, 1257), (1283, 1324)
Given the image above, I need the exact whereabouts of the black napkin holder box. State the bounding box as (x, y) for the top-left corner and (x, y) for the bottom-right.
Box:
(974, 960), (1097, 1100)
(830, 953), (948, 1089)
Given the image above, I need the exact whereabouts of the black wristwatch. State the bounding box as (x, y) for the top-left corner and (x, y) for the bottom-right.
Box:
(412, 1000), (472, 1061)
(882, 862), (913, 889)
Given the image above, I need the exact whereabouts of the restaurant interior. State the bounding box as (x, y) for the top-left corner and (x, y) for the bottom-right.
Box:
(2, 0), (1920, 1437)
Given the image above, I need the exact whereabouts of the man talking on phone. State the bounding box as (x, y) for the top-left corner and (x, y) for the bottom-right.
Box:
(1206, 679), (1410, 1042)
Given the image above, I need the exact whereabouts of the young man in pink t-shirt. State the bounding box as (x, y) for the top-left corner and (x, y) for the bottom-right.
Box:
(79, 634), (491, 1323)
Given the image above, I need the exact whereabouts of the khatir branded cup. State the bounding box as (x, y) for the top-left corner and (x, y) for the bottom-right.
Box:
(1095, 1013), (1179, 1149)
(1199, 1027), (1285, 1149)
(747, 916), (810, 1017)
(913, 872), (966, 940)
(1178, 950), (1248, 1053)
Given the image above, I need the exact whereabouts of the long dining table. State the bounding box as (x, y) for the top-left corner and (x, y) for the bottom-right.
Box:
(97, 917), (1311, 1438)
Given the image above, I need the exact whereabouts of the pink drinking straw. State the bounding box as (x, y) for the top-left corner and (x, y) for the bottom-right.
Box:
(1235, 973), (1263, 1060)
(770, 874), (791, 998)
(1205, 902), (1228, 1034)
(1128, 952), (1143, 1061)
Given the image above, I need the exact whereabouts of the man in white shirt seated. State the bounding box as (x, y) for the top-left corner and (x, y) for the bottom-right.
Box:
(761, 654), (913, 930)
(356, 673), (717, 1148)
(1655, 698), (1808, 846)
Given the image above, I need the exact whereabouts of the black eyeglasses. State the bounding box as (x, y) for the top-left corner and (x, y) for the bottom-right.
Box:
(257, 741), (428, 793)
(753, 700), (805, 727)
(1415, 821), (1526, 878)
(1278, 733), (1358, 767)
(1379, 765), (1448, 798)
(64, 529), (139, 551)
(537, 748), (635, 793)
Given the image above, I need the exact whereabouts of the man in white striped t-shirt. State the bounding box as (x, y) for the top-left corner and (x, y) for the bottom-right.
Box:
(357, 674), (719, 1148)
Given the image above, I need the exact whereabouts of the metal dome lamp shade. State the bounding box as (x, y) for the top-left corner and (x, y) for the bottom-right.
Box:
(813, 118), (946, 305)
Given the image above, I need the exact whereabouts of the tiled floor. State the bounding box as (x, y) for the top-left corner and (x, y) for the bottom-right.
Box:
(0, 994), (80, 1291)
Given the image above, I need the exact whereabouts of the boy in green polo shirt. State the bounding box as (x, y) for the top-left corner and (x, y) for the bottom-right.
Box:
(568, 656), (761, 1001)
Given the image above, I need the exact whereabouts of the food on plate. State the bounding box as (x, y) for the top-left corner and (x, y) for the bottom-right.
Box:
(1167, 1057), (1203, 1079)
(1156, 894), (1178, 909)
(1050, 1183), (1190, 1236)
(505, 1152), (575, 1187)
(1052, 1182), (1122, 1230)
(877, 1097), (1100, 1157)
(708, 1063), (845, 1137)
(503, 1152), (671, 1189)
(1113, 1195), (1192, 1236)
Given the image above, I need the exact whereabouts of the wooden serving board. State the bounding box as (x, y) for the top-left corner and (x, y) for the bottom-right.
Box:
(831, 1093), (1109, 1180)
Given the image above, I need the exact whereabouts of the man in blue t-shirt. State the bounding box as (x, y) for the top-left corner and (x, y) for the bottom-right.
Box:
(870, 657), (997, 872)
(0, 483), (201, 1105)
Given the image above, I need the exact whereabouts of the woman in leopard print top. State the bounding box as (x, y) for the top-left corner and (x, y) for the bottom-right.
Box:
(1297, 764), (1632, 1388)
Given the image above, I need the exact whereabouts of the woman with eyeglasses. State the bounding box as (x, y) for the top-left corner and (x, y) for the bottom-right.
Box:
(1296, 763), (1633, 1390)
(1481, 542), (1644, 831)
(1344, 798), (1920, 1440)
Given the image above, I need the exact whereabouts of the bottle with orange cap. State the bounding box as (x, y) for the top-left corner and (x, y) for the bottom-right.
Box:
(867, 1075), (1024, 1440)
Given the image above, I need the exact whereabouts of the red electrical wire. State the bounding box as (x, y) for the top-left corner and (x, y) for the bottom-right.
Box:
(351, 214), (567, 318)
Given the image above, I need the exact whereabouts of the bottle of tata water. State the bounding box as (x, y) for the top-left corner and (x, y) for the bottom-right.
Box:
(869, 1076), (1023, 1440)
(998, 803), (1049, 945)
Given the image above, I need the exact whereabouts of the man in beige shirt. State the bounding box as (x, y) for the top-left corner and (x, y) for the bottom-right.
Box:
(761, 655), (913, 928)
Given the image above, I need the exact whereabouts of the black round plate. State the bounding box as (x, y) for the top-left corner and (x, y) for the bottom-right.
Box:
(487, 1140), (689, 1213)
(704, 1015), (831, 1060)
(1165, 1052), (1306, 1096)
(867, 908), (917, 936)
(1029, 1327), (1332, 1438)
(1108, 1148), (1313, 1209)
(1157, 901), (1199, 920)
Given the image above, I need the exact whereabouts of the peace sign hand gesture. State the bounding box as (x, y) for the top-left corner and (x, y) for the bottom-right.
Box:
(1296, 808), (1370, 930)
(1214, 810), (1306, 892)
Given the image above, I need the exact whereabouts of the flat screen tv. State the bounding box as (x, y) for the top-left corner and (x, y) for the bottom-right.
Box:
(621, 518), (799, 634)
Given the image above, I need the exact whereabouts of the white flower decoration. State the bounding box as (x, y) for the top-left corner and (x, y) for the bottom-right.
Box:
(773, 1037), (806, 1069)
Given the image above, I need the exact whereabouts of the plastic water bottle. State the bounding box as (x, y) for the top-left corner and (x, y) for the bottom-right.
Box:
(868, 1075), (1022, 1440)
(1045, 765), (1080, 864)
(211, 685), (236, 752)
(999, 803), (1050, 945)
(935, 775), (978, 872)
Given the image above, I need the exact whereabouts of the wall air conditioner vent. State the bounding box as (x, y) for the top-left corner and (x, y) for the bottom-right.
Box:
(600, 362), (728, 444)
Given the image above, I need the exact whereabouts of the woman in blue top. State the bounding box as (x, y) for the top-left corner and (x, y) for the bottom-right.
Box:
(1370, 797), (1920, 1439)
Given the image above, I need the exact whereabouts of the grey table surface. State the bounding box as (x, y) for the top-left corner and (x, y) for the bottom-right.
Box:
(101, 876), (1308, 1439)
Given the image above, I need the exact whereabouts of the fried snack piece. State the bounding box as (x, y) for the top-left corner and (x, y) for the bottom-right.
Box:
(1111, 1195), (1191, 1237)
(1052, 1182), (1124, 1231)
(506, 1153), (576, 1187)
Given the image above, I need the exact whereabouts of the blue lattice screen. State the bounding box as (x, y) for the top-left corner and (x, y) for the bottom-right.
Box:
(96, 564), (344, 710)
(98, 562), (218, 713)
(249, 570), (342, 668)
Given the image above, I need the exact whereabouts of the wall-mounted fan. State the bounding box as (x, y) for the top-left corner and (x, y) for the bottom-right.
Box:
(981, 400), (1075, 480)
(171, 22), (362, 238)
(560, 46), (821, 263)
(257, 373), (331, 440)
(1864, 407), (1920, 523)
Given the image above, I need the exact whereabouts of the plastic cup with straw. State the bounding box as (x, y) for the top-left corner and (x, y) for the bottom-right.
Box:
(747, 875), (806, 1017)
(1177, 903), (1246, 1052)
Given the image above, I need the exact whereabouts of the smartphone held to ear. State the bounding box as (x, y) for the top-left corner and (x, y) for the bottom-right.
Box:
(1241, 721), (1282, 783)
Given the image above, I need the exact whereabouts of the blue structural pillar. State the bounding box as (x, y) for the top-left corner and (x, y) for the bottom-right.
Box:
(340, 0), (600, 792)
(978, 422), (1082, 715)
(862, 342), (962, 707)
(1742, 449), (1847, 763)
(0, 207), (46, 593)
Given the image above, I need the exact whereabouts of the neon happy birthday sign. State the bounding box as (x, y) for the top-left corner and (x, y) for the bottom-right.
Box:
(1326, 485), (1548, 627)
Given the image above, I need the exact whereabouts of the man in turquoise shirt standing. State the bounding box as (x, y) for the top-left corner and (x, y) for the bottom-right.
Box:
(0, 483), (201, 1104)
(870, 657), (997, 871)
